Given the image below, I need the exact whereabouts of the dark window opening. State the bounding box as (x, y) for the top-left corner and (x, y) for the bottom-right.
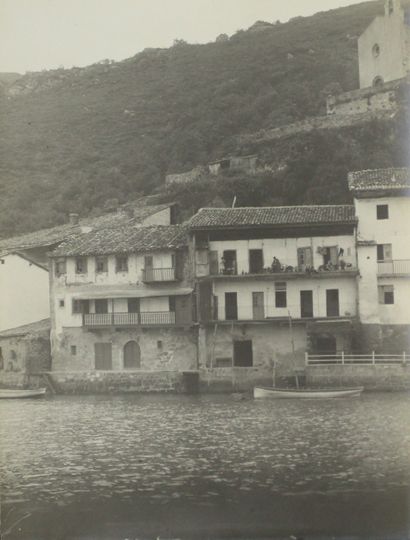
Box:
(314, 334), (337, 355)
(70, 345), (77, 355)
(233, 340), (253, 367)
(128, 298), (140, 313)
(116, 255), (128, 272)
(300, 290), (313, 318)
(157, 340), (163, 350)
(55, 258), (66, 276)
(249, 249), (264, 274)
(72, 299), (90, 314)
(169, 296), (176, 312)
(225, 292), (238, 320)
(96, 256), (108, 273)
(221, 250), (237, 275)
(379, 285), (394, 305)
(275, 282), (287, 308)
(75, 257), (87, 274)
(377, 244), (392, 261)
(326, 289), (340, 317)
(59, 299), (65, 308)
(95, 299), (108, 314)
(215, 357), (232, 368)
(377, 204), (389, 220)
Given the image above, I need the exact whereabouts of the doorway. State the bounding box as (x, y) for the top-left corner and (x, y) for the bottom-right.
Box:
(252, 292), (265, 320)
(300, 290), (313, 318)
(249, 249), (264, 274)
(326, 289), (340, 317)
(123, 341), (141, 369)
(225, 292), (238, 320)
(233, 340), (253, 367)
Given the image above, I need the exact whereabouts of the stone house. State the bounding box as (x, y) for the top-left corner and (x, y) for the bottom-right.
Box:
(49, 224), (197, 383)
(189, 204), (359, 386)
(349, 167), (410, 352)
(0, 202), (176, 332)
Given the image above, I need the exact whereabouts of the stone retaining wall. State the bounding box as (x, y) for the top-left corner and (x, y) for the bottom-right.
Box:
(306, 364), (410, 391)
(48, 370), (186, 394)
(199, 367), (273, 393)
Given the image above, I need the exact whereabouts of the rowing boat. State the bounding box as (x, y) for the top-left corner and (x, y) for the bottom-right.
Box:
(253, 386), (364, 399)
(0, 388), (47, 399)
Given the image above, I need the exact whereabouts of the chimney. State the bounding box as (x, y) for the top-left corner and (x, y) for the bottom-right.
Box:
(69, 213), (79, 225)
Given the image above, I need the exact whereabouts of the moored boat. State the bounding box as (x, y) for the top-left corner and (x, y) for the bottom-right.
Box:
(0, 388), (47, 399)
(253, 386), (364, 399)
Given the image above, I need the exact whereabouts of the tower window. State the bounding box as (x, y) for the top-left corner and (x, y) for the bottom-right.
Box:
(372, 44), (380, 58)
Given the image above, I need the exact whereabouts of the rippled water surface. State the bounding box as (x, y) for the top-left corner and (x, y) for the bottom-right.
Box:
(1, 393), (410, 539)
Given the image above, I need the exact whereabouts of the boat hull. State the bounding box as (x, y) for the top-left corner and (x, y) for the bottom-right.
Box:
(253, 386), (364, 399)
(0, 388), (47, 399)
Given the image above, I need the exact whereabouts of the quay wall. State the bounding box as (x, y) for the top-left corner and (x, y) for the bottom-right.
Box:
(306, 364), (410, 391)
(199, 366), (274, 393)
(47, 370), (188, 394)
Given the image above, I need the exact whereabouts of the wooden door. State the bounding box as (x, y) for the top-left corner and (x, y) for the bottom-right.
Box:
(128, 298), (140, 313)
(144, 255), (153, 281)
(225, 292), (238, 320)
(252, 292), (265, 320)
(300, 290), (313, 318)
(326, 289), (340, 317)
(233, 340), (253, 367)
(123, 341), (141, 369)
(249, 250), (264, 274)
(94, 343), (112, 370)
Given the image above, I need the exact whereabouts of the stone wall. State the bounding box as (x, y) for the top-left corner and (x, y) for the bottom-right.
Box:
(52, 326), (198, 372)
(48, 370), (186, 394)
(199, 366), (273, 392)
(0, 332), (51, 376)
(307, 364), (410, 391)
(326, 82), (400, 116)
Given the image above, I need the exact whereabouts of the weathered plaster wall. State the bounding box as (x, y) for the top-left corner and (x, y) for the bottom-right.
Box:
(326, 85), (399, 115)
(52, 326), (197, 372)
(213, 276), (357, 321)
(0, 254), (49, 331)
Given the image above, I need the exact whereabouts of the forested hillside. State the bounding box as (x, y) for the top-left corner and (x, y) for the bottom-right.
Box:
(0, 0), (408, 237)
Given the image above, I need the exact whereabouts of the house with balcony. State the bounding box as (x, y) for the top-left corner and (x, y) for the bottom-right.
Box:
(189, 205), (359, 384)
(349, 167), (410, 352)
(49, 224), (197, 375)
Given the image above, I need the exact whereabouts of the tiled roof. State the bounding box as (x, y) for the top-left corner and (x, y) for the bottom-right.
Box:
(0, 203), (173, 253)
(0, 318), (50, 338)
(189, 205), (356, 229)
(348, 168), (410, 192)
(51, 225), (188, 257)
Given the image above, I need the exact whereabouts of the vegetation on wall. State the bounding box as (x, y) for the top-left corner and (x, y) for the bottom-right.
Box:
(0, 0), (408, 237)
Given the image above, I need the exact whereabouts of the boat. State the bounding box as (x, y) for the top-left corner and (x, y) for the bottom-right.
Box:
(0, 388), (47, 399)
(253, 386), (364, 399)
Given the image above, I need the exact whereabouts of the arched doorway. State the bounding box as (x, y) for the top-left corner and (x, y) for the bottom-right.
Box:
(123, 341), (141, 369)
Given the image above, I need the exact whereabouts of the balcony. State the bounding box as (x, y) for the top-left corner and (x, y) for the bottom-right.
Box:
(201, 265), (358, 281)
(141, 267), (177, 283)
(83, 311), (176, 327)
(378, 259), (410, 276)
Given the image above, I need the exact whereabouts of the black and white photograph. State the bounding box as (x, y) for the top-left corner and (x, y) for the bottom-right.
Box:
(0, 0), (409, 538)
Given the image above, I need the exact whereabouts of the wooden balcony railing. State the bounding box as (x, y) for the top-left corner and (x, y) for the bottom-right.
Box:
(83, 312), (176, 327)
(141, 267), (177, 282)
(378, 259), (410, 275)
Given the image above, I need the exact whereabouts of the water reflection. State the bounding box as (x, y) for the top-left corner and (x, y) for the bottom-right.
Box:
(1, 393), (410, 538)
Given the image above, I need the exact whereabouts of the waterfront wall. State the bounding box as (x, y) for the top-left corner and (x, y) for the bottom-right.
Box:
(306, 364), (410, 391)
(199, 366), (273, 393)
(48, 370), (187, 394)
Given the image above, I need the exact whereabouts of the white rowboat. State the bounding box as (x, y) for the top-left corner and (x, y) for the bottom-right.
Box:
(253, 386), (364, 399)
(0, 388), (47, 399)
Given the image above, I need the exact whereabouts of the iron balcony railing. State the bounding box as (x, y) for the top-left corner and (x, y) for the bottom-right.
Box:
(204, 264), (357, 278)
(83, 311), (176, 327)
(141, 267), (177, 282)
(378, 259), (410, 275)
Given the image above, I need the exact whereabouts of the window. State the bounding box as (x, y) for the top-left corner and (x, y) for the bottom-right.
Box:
(59, 299), (65, 308)
(377, 244), (392, 261)
(96, 256), (108, 273)
(128, 298), (140, 313)
(115, 255), (128, 272)
(297, 247), (313, 269)
(157, 340), (163, 350)
(55, 258), (66, 276)
(169, 296), (176, 312)
(300, 290), (313, 318)
(326, 289), (340, 317)
(72, 299), (90, 314)
(116, 255), (128, 272)
(75, 257), (87, 274)
(70, 345), (77, 355)
(378, 285), (394, 305)
(275, 282), (287, 308)
(95, 299), (108, 314)
(225, 292), (238, 320)
(372, 43), (380, 57)
(171, 254), (176, 268)
(221, 250), (237, 275)
(376, 204), (389, 220)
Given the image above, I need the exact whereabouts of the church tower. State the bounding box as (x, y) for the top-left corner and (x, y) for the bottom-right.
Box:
(358, 0), (410, 88)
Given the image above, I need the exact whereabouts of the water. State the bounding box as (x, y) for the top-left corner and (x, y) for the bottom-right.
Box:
(1, 393), (410, 539)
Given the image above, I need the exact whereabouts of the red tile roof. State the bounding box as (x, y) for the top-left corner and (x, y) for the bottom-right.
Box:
(348, 168), (410, 192)
(189, 205), (356, 229)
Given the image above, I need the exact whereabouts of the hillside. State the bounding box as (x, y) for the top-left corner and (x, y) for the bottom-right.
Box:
(0, 0), (409, 237)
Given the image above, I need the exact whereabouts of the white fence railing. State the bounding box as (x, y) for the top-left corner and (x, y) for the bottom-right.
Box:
(306, 352), (409, 366)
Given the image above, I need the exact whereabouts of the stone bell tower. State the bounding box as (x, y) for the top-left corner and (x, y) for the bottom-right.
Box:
(358, 0), (410, 88)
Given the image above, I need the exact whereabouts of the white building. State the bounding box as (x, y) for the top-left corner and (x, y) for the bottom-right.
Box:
(349, 167), (410, 351)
